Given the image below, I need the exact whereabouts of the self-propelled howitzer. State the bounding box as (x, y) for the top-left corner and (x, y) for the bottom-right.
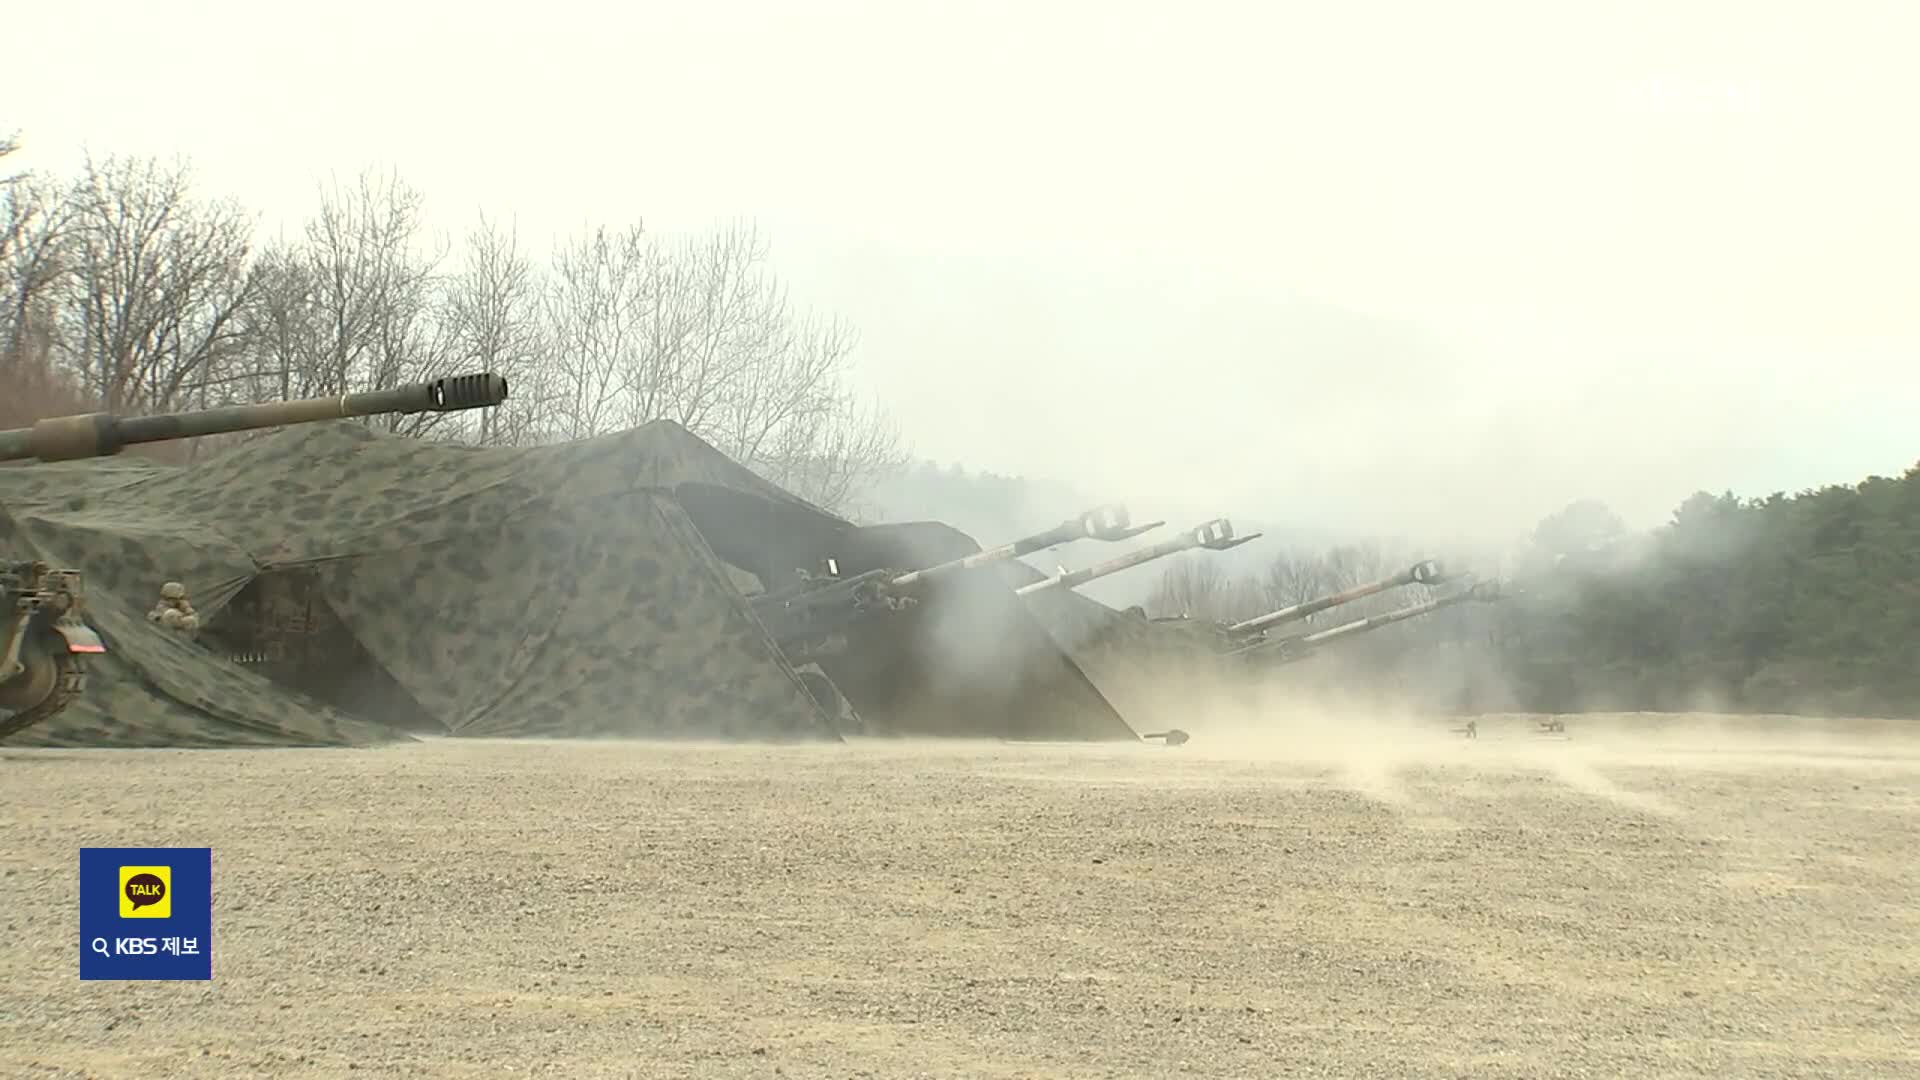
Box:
(0, 561), (104, 739)
(1015, 518), (1261, 597)
(753, 505), (1161, 662)
(1233, 580), (1504, 663)
(0, 373), (509, 739)
(0, 373), (510, 462)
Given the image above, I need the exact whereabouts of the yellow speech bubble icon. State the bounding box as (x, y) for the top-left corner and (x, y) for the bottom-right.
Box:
(119, 865), (172, 918)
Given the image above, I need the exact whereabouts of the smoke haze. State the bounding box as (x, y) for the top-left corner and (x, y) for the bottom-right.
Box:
(10, 1), (1916, 545)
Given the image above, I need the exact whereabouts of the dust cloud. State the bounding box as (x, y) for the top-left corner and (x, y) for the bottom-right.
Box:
(1060, 660), (1920, 821)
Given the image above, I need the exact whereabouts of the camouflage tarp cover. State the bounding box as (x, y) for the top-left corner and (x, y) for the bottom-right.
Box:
(0, 420), (839, 747)
(810, 522), (1140, 742)
(1004, 560), (1236, 726)
(1, 468), (404, 748)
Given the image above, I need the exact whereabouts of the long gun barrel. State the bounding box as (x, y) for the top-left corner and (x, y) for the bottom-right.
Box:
(1226, 558), (1450, 636)
(753, 505), (1161, 660)
(0, 373), (510, 462)
(885, 504), (1163, 591)
(1234, 580), (1504, 662)
(1015, 518), (1260, 597)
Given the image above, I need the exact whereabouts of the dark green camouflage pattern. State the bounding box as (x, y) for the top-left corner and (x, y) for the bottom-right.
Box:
(1, 417), (1146, 747)
(0, 419), (842, 746)
(1, 479), (407, 748)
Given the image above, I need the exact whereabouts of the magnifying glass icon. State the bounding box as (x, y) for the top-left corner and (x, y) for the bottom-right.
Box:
(89, 937), (109, 957)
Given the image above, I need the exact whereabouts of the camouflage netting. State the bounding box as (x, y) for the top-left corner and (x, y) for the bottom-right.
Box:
(0, 420), (841, 747)
(1, 495), (406, 748)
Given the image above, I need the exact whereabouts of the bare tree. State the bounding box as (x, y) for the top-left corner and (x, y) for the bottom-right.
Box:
(54, 153), (259, 411)
(0, 137), (91, 430)
(760, 390), (908, 512)
(621, 221), (907, 508)
(440, 212), (550, 446)
(227, 240), (322, 404)
(532, 217), (906, 511)
(1258, 547), (1331, 611)
(0, 129), (20, 185)
(540, 222), (648, 441)
(280, 167), (458, 436)
(1145, 556), (1235, 620)
(622, 223), (769, 432)
(0, 149), (75, 364)
(4, 138), (904, 514)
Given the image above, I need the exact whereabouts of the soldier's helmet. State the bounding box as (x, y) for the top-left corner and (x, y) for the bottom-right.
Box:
(160, 581), (188, 601)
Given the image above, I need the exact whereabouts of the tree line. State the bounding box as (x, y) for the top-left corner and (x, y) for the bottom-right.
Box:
(1489, 472), (1920, 718)
(0, 131), (903, 511)
(1139, 471), (1920, 720)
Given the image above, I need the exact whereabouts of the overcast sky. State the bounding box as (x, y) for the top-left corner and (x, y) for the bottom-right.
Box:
(10, 0), (1916, 545)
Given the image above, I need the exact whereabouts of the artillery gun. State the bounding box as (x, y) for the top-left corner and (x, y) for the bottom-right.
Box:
(1232, 579), (1505, 664)
(1135, 583), (1505, 750)
(1014, 517), (1262, 597)
(753, 504), (1162, 663)
(0, 373), (509, 463)
(1149, 558), (1456, 656)
(1221, 558), (1453, 646)
(0, 373), (509, 737)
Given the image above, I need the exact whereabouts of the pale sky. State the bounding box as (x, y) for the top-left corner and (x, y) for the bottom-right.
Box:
(9, 0), (1917, 545)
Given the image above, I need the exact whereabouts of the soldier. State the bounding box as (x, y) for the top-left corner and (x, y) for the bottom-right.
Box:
(148, 581), (200, 636)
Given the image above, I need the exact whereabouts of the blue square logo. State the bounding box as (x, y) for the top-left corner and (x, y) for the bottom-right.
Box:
(79, 847), (211, 980)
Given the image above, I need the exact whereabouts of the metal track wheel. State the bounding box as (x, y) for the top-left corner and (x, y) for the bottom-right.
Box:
(0, 649), (87, 739)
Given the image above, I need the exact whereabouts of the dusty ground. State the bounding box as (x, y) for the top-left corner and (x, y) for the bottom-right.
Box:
(2, 709), (1918, 1079)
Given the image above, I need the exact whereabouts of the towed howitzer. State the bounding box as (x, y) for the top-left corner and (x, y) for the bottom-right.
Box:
(0, 373), (509, 739)
(1232, 579), (1504, 663)
(1014, 518), (1261, 597)
(754, 505), (1161, 662)
(1222, 558), (1452, 644)
(0, 373), (510, 463)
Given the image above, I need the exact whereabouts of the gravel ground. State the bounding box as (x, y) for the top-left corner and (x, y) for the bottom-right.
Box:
(2, 710), (1917, 1079)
